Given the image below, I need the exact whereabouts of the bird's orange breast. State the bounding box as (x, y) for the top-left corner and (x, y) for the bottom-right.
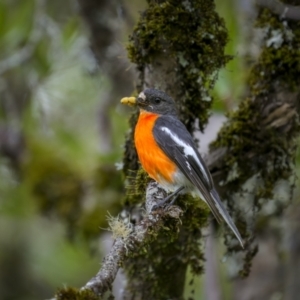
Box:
(135, 110), (177, 183)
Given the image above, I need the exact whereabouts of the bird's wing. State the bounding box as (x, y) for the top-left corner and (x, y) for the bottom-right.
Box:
(153, 115), (243, 247)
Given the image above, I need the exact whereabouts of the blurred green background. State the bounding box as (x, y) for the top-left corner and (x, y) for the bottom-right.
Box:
(1, 0), (297, 300)
(0, 0), (134, 298)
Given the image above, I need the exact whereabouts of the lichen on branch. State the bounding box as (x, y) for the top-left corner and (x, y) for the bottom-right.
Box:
(54, 182), (183, 299)
(209, 3), (300, 275)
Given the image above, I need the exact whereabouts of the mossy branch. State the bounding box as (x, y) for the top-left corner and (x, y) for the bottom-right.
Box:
(207, 0), (300, 275)
(53, 182), (183, 299)
(257, 0), (300, 20)
(122, 1), (226, 297)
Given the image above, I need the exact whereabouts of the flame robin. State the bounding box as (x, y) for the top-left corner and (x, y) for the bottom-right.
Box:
(121, 88), (243, 247)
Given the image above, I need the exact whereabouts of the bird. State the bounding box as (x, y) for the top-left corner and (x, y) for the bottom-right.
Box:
(121, 88), (243, 247)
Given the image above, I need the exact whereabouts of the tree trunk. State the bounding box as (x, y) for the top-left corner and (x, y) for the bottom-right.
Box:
(122, 0), (231, 299)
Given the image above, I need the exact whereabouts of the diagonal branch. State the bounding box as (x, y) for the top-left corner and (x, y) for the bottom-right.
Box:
(54, 182), (182, 299)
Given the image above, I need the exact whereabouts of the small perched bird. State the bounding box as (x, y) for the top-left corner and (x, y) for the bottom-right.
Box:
(121, 88), (243, 247)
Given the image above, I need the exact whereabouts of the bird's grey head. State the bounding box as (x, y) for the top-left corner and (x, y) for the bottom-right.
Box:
(137, 88), (178, 116)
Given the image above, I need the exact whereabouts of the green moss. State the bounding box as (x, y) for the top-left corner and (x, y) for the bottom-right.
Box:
(127, 0), (230, 133)
(211, 9), (300, 195)
(123, 168), (151, 206)
(125, 210), (183, 298)
(252, 8), (300, 91)
(124, 196), (209, 299)
(210, 5), (300, 274)
(121, 0), (231, 297)
(56, 287), (100, 300)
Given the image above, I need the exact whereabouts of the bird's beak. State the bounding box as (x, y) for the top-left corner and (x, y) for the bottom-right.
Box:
(120, 97), (136, 106)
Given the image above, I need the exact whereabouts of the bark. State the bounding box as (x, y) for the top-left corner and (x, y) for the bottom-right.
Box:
(54, 182), (183, 299)
(122, 1), (230, 298)
(284, 201), (300, 300)
(257, 0), (300, 20)
(207, 0), (300, 298)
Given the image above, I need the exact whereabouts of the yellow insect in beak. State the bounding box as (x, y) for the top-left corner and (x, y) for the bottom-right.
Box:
(120, 97), (136, 106)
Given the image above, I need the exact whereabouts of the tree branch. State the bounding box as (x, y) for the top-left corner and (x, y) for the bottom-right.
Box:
(54, 182), (182, 298)
(256, 0), (300, 20)
(206, 0), (300, 277)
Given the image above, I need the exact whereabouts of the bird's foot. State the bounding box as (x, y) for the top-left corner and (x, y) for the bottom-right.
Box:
(151, 186), (184, 211)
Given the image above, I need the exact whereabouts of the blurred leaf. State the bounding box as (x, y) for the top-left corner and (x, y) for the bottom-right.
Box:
(62, 17), (80, 48)
(3, 0), (35, 52)
(0, 161), (36, 217)
(0, 2), (7, 39)
(33, 39), (51, 77)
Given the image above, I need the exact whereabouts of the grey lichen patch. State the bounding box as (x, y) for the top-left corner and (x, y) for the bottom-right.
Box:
(210, 7), (300, 276)
(107, 212), (133, 240)
(127, 0), (231, 133)
(251, 8), (300, 91)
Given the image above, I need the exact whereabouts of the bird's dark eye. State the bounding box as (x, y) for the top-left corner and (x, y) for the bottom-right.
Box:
(154, 97), (161, 104)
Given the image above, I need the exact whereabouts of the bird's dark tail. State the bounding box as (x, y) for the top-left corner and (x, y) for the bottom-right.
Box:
(206, 188), (244, 248)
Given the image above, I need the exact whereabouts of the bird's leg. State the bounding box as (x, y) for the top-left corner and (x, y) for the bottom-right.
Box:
(154, 186), (185, 209)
